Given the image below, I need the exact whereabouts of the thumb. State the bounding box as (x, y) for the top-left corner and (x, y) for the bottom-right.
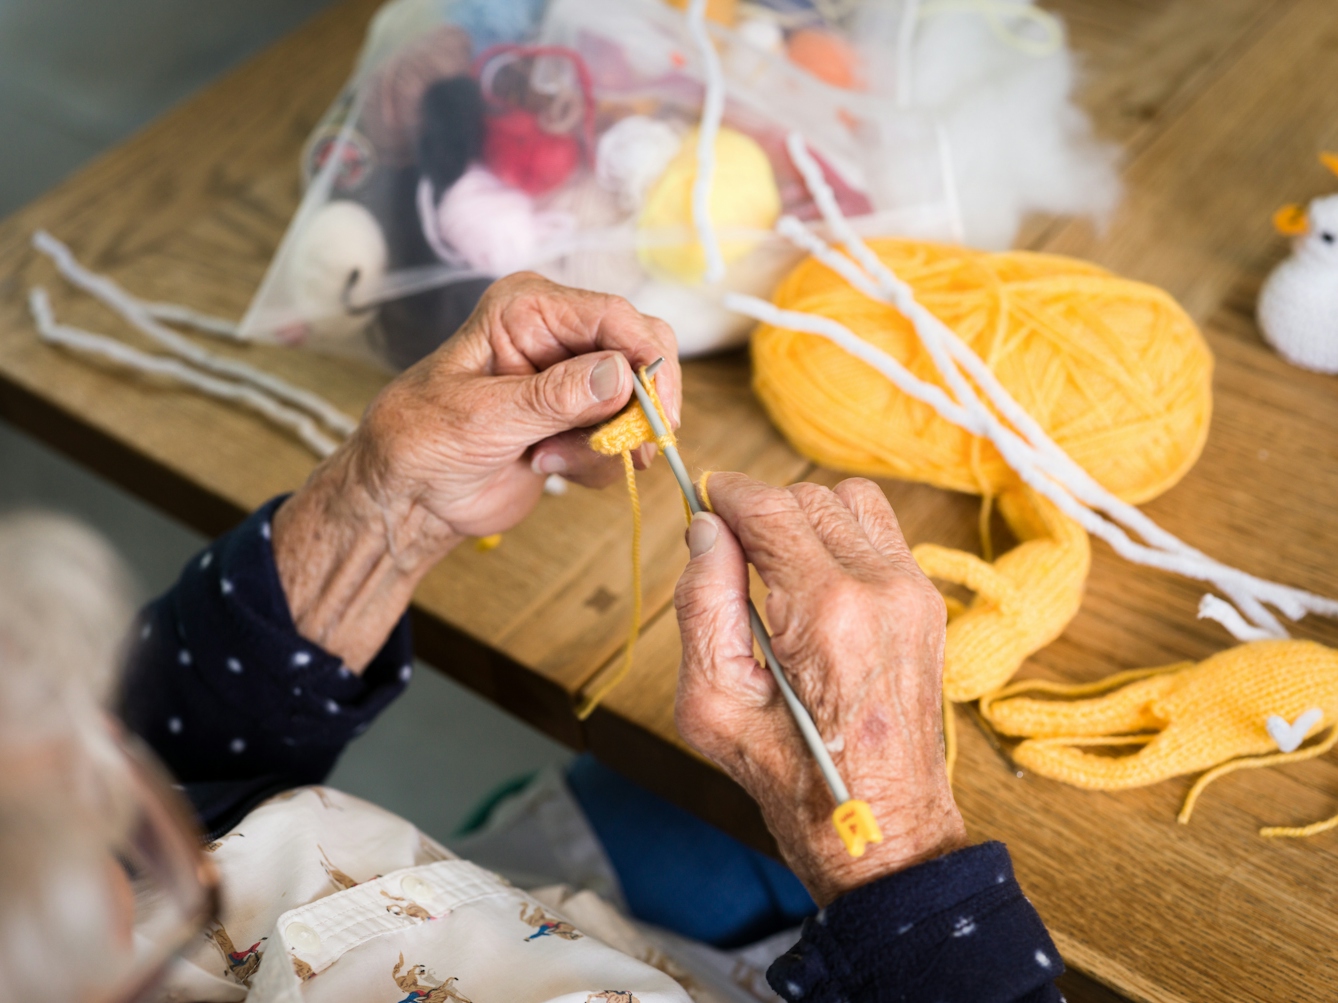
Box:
(482, 351), (632, 445)
(675, 514), (775, 754)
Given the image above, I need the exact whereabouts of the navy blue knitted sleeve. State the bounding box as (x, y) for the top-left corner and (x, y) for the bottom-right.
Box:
(118, 496), (413, 795)
(767, 841), (1063, 1003)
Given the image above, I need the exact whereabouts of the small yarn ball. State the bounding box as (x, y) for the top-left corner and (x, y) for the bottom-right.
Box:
(361, 25), (473, 165)
(637, 126), (782, 283)
(289, 200), (387, 344)
(736, 16), (785, 54)
(435, 165), (574, 275)
(786, 28), (862, 90)
(596, 115), (683, 211)
(752, 240), (1214, 504)
(537, 173), (644, 298)
(483, 108), (583, 196)
(417, 76), (487, 196)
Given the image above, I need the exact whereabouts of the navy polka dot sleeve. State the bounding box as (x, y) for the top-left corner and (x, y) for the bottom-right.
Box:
(767, 841), (1063, 1003)
(119, 496), (412, 796)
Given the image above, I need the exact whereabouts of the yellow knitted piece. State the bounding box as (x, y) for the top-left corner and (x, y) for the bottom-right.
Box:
(577, 370), (678, 717)
(979, 640), (1338, 834)
(752, 240), (1213, 505)
(915, 488), (1091, 703)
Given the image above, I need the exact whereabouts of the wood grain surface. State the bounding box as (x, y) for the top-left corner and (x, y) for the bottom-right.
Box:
(1, 1), (1336, 1000)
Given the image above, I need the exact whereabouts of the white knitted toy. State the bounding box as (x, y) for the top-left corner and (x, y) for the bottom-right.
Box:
(1257, 153), (1338, 374)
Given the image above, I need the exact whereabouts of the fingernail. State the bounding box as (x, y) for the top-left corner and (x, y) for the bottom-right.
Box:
(636, 442), (658, 466)
(687, 513), (717, 558)
(532, 452), (567, 475)
(590, 356), (623, 401)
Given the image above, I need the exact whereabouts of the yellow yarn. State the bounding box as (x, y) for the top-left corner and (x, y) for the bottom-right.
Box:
(577, 370), (679, 718)
(915, 487), (1090, 703)
(979, 640), (1338, 835)
(638, 127), (782, 283)
(752, 239), (1214, 505)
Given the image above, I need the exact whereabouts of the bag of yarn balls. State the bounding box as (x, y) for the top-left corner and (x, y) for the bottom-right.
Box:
(751, 240), (1214, 504)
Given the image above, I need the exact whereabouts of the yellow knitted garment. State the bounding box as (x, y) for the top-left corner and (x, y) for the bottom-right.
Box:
(578, 371), (678, 718)
(752, 240), (1213, 505)
(979, 640), (1338, 836)
(916, 488), (1090, 703)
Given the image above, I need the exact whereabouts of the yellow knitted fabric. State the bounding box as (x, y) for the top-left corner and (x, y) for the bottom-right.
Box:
(979, 640), (1338, 835)
(577, 371), (678, 718)
(915, 488), (1090, 702)
(752, 240), (1214, 505)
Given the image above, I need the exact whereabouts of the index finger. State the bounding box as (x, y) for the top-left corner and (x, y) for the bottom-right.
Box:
(701, 472), (841, 597)
(481, 273), (683, 428)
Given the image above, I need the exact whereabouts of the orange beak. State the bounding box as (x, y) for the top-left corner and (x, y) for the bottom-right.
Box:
(1322, 151), (1338, 177)
(1274, 203), (1309, 236)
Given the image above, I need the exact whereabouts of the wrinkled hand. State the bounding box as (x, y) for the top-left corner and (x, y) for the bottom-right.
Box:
(674, 473), (966, 905)
(349, 272), (681, 541)
(273, 274), (680, 670)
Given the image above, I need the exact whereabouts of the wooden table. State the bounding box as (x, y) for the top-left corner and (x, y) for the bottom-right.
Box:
(3, 1), (1337, 1000)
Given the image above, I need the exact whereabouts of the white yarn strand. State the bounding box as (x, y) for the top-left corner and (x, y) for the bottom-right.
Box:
(141, 301), (244, 341)
(685, 0), (728, 284)
(30, 288), (339, 458)
(32, 231), (357, 438)
(738, 132), (1338, 640)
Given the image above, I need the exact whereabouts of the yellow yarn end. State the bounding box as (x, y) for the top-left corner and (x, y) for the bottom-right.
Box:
(832, 800), (883, 858)
(638, 126), (781, 283)
(474, 534), (503, 552)
(577, 366), (675, 718)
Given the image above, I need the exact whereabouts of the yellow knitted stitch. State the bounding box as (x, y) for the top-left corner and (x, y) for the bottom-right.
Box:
(914, 487), (1090, 703)
(979, 640), (1338, 833)
(577, 368), (678, 717)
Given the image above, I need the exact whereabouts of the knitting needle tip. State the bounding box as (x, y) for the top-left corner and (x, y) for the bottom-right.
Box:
(645, 357), (665, 378)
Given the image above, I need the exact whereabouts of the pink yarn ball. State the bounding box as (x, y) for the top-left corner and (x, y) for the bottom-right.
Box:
(431, 166), (574, 275)
(361, 25), (473, 165)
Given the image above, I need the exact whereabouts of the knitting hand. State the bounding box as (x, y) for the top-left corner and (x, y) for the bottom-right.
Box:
(273, 273), (680, 671)
(674, 473), (967, 905)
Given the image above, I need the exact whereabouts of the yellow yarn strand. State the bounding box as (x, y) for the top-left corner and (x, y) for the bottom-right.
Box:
(1178, 725), (1338, 825)
(578, 368), (679, 717)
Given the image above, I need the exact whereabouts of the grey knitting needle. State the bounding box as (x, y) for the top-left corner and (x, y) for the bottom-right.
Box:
(633, 358), (851, 806)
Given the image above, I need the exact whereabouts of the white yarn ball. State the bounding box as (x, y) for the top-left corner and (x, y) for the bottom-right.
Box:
(596, 116), (683, 212)
(736, 16), (784, 53)
(289, 200), (387, 344)
(1257, 193), (1338, 374)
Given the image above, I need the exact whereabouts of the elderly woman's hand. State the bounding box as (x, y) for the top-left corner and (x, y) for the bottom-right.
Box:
(673, 473), (967, 906)
(272, 274), (680, 670)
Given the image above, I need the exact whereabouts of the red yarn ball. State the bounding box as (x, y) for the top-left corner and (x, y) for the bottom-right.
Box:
(482, 108), (582, 196)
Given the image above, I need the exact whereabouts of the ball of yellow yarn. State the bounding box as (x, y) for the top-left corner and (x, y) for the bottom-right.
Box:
(638, 126), (781, 283)
(752, 240), (1214, 504)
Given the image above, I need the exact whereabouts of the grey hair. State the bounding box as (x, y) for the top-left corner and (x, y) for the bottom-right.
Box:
(0, 512), (141, 1001)
(0, 511), (137, 736)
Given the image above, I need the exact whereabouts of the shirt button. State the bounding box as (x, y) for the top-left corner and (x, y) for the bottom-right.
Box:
(285, 922), (321, 953)
(400, 875), (435, 903)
